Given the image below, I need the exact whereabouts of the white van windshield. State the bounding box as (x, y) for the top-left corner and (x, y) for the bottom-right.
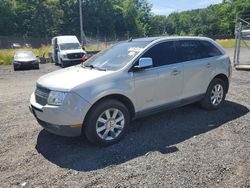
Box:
(82, 41), (150, 71)
(60, 43), (81, 50)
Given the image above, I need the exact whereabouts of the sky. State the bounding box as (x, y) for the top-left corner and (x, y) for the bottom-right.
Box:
(148, 0), (223, 16)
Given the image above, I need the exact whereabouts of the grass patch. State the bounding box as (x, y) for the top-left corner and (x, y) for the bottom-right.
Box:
(0, 49), (14, 65)
(216, 39), (236, 48)
(85, 43), (111, 51)
(3, 40), (243, 65)
(216, 39), (250, 48)
(0, 43), (110, 65)
(0, 46), (51, 65)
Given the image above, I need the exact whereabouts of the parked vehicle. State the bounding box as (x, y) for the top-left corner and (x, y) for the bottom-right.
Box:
(30, 37), (232, 146)
(51, 35), (86, 68)
(11, 43), (22, 49)
(13, 51), (39, 71)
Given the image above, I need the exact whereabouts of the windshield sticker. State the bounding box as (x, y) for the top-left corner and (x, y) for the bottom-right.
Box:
(128, 47), (143, 56)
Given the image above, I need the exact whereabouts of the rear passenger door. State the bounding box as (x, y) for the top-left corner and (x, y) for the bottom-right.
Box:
(176, 40), (209, 99)
(199, 40), (224, 90)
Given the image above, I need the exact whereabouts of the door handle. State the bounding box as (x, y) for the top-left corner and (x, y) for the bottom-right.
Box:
(206, 63), (211, 68)
(171, 69), (181, 76)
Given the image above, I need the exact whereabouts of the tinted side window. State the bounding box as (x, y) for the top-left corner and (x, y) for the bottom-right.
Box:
(200, 40), (223, 57)
(141, 41), (177, 67)
(176, 40), (208, 62)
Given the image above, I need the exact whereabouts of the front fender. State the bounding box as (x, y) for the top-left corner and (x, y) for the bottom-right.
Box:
(72, 72), (136, 109)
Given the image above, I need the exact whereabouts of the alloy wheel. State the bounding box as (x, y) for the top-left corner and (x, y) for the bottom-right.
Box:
(96, 108), (125, 141)
(210, 84), (224, 106)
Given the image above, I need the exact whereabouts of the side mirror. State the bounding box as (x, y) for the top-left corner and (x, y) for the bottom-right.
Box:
(134, 57), (153, 71)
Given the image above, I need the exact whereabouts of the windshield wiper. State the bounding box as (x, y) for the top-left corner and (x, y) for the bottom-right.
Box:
(81, 64), (106, 71)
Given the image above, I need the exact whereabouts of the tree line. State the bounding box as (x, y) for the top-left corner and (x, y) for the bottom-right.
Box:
(162, 0), (250, 38)
(0, 0), (249, 40)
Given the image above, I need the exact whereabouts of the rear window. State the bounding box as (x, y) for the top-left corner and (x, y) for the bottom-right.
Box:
(200, 40), (223, 57)
(176, 40), (208, 62)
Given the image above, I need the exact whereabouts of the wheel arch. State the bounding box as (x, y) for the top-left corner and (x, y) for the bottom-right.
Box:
(82, 94), (136, 130)
(213, 74), (229, 93)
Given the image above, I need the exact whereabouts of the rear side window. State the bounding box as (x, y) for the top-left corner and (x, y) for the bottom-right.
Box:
(141, 41), (177, 67)
(200, 40), (223, 57)
(176, 40), (208, 62)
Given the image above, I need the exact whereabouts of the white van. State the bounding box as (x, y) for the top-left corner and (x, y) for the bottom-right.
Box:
(51, 36), (86, 67)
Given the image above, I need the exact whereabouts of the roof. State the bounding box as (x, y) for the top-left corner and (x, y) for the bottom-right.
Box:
(132, 37), (162, 42)
(131, 36), (212, 43)
(52, 35), (80, 44)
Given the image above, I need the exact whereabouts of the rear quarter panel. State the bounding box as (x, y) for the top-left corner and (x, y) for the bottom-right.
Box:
(202, 55), (231, 93)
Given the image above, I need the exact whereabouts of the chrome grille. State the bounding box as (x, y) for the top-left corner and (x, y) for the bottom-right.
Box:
(35, 85), (50, 106)
(20, 61), (36, 65)
(67, 53), (84, 59)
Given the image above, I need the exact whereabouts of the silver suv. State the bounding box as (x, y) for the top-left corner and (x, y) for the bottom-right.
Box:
(30, 37), (232, 145)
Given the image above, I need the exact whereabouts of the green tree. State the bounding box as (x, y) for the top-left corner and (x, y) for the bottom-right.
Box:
(0, 0), (16, 36)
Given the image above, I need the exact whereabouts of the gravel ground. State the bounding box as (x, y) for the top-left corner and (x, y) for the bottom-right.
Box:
(0, 48), (249, 188)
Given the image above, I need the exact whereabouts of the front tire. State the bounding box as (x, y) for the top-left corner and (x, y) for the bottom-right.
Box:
(200, 78), (226, 110)
(84, 99), (130, 146)
(59, 58), (65, 68)
(35, 64), (40, 69)
(61, 60), (65, 68)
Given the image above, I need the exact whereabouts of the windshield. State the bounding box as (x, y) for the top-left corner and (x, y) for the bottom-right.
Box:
(60, 43), (81, 50)
(83, 41), (150, 71)
(15, 51), (35, 59)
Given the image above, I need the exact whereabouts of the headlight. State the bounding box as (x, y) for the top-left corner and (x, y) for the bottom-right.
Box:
(62, 54), (68, 59)
(47, 91), (67, 106)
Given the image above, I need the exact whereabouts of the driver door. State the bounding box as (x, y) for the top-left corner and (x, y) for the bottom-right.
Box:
(133, 41), (183, 112)
(133, 67), (160, 111)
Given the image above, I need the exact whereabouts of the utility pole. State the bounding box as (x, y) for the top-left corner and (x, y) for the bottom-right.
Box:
(79, 0), (84, 46)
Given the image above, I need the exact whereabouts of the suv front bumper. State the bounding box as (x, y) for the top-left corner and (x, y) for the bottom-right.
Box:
(61, 58), (83, 66)
(30, 92), (91, 137)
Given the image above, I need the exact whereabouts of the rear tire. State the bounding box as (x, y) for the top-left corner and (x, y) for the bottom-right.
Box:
(200, 78), (226, 110)
(84, 99), (130, 146)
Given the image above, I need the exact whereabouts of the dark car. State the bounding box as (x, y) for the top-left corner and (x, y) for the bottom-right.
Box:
(13, 51), (39, 71)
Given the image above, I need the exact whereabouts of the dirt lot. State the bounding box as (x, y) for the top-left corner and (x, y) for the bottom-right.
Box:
(0, 48), (249, 187)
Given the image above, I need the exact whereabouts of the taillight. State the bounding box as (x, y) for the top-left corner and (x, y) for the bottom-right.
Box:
(82, 54), (87, 62)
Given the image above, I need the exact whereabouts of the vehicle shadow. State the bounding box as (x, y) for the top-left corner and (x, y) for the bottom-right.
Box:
(36, 101), (249, 171)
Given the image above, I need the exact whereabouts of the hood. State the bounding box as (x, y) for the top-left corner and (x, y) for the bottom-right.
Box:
(60, 49), (85, 55)
(37, 66), (111, 91)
